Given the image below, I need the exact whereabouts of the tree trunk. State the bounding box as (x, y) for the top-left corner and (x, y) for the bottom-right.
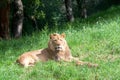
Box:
(81, 0), (87, 18)
(0, 0), (10, 39)
(76, 0), (81, 17)
(65, 0), (74, 22)
(12, 0), (23, 38)
(76, 0), (87, 18)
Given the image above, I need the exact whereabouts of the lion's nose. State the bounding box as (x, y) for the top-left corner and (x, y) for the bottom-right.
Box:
(55, 46), (62, 50)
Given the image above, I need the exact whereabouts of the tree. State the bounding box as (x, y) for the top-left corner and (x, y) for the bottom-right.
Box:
(76, 0), (87, 18)
(65, 0), (74, 22)
(12, 0), (23, 38)
(0, 0), (10, 39)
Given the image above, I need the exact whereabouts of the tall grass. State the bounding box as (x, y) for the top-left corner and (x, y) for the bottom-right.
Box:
(0, 6), (120, 80)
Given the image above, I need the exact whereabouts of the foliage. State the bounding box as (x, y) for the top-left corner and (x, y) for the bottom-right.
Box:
(1, 5), (120, 80)
(22, 0), (43, 33)
(9, 0), (120, 35)
(22, 0), (64, 33)
(23, 0), (42, 18)
(72, 0), (113, 17)
(21, 0), (120, 34)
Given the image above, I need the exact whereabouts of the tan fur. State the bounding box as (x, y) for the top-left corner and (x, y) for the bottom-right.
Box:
(16, 33), (98, 67)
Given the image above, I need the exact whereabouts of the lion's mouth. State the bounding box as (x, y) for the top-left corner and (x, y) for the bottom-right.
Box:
(55, 46), (63, 51)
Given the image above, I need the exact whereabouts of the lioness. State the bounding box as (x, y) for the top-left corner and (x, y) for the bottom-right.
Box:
(16, 33), (98, 67)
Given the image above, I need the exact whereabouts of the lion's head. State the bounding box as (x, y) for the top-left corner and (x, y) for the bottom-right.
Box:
(48, 33), (67, 52)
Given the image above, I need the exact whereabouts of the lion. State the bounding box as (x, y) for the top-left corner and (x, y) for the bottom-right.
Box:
(16, 33), (98, 67)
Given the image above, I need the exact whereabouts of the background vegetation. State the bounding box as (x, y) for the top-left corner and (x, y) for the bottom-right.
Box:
(0, 5), (120, 79)
(11, 0), (120, 34)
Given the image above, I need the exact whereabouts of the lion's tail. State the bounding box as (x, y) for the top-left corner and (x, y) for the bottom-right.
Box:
(76, 61), (99, 67)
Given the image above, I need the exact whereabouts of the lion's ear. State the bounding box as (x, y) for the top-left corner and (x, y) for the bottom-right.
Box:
(61, 33), (66, 38)
(50, 34), (53, 39)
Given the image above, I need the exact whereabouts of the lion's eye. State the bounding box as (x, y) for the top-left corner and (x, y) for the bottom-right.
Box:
(53, 39), (57, 41)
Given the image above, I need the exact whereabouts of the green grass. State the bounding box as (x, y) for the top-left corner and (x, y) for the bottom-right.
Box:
(1, 6), (120, 80)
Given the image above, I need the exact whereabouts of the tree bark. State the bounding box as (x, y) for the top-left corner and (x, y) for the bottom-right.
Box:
(12, 0), (23, 38)
(76, 0), (87, 18)
(0, 0), (10, 39)
(65, 0), (74, 22)
(81, 0), (87, 18)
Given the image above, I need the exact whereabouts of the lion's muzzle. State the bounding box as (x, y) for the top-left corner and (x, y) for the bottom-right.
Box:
(55, 46), (63, 51)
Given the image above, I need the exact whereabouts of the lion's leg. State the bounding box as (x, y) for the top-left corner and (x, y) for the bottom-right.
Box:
(22, 57), (36, 68)
(71, 57), (98, 67)
(23, 61), (35, 68)
(76, 61), (98, 67)
(23, 64), (35, 68)
(24, 64), (29, 68)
